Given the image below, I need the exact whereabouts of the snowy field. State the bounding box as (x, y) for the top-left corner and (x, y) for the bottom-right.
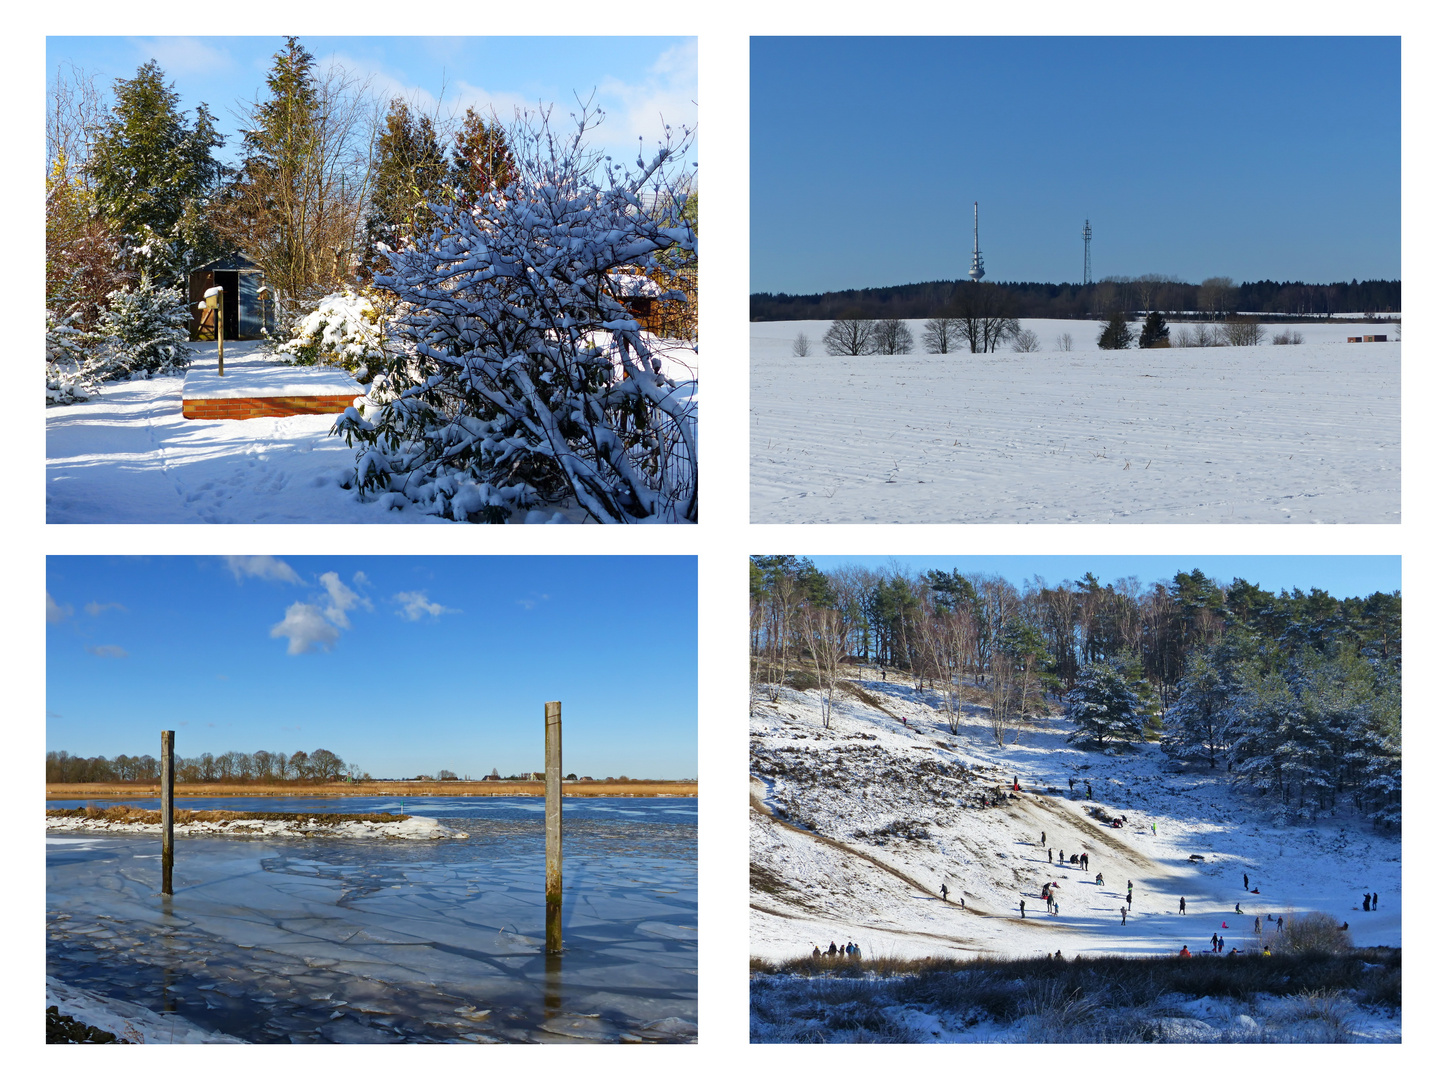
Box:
(48, 797), (697, 1043)
(751, 319), (1399, 523)
(749, 676), (1400, 961)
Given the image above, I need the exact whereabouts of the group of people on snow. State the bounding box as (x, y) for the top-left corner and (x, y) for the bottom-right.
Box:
(812, 940), (862, 960)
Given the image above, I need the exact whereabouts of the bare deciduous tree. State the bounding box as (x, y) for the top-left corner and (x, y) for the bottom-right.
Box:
(1011, 327), (1040, 352)
(1056, 331), (1074, 352)
(1223, 317), (1266, 346)
(791, 332), (811, 356)
(872, 318), (914, 355)
(823, 316), (876, 355)
(922, 316), (963, 354)
(801, 602), (851, 729)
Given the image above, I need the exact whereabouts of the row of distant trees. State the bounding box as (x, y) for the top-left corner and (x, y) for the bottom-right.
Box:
(753, 276), (1401, 323)
(46, 748), (358, 784)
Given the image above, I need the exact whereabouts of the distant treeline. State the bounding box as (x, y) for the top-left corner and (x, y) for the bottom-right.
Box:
(752, 558), (1401, 829)
(751, 278), (1401, 322)
(46, 747), (356, 784)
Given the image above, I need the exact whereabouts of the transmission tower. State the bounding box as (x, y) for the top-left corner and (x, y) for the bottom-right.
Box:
(1082, 219), (1092, 286)
(968, 201), (985, 282)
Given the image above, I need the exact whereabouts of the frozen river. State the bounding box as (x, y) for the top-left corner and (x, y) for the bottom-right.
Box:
(46, 797), (697, 1042)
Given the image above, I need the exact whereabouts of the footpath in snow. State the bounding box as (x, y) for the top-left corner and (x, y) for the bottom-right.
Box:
(751, 318), (1399, 524)
(749, 674), (1401, 964)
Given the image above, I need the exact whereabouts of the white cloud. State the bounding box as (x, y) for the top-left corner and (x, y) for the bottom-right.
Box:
(125, 37), (238, 80)
(595, 39), (698, 151)
(46, 592), (72, 623)
(85, 644), (128, 659)
(394, 591), (460, 621)
(319, 571), (372, 629)
(270, 602), (341, 655)
(516, 593), (551, 611)
(225, 555), (303, 585)
(353, 571), (371, 588)
(84, 601), (126, 617)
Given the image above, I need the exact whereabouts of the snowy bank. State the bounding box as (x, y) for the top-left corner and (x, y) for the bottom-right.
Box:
(47, 813), (467, 840)
(47, 976), (247, 1044)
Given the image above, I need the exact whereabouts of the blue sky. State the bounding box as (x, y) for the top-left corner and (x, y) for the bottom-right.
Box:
(752, 37), (1400, 293)
(803, 556), (1400, 600)
(47, 36), (697, 169)
(46, 556), (697, 779)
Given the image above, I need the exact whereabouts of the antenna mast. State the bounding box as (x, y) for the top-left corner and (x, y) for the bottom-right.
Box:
(968, 201), (985, 282)
(1082, 219), (1092, 286)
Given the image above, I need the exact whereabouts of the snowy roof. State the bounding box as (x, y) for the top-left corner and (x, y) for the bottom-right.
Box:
(609, 272), (663, 298)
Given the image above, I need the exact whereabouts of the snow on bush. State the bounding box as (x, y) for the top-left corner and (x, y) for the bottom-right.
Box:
(45, 281), (192, 405)
(335, 109), (698, 524)
(95, 281), (193, 379)
(273, 288), (390, 379)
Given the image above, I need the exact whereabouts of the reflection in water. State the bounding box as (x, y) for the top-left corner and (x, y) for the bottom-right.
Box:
(47, 801), (696, 1043)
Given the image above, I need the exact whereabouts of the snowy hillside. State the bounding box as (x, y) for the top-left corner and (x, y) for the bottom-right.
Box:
(749, 672), (1401, 964)
(750, 319), (1399, 523)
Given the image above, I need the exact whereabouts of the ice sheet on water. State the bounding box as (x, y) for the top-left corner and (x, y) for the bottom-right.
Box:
(48, 806), (696, 1043)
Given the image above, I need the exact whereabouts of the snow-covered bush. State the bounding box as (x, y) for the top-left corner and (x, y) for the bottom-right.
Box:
(93, 281), (193, 379)
(335, 109), (698, 524)
(273, 289), (390, 379)
(46, 308), (94, 405)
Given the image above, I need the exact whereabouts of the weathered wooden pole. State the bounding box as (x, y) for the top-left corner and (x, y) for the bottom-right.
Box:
(216, 288), (225, 376)
(160, 730), (175, 895)
(545, 700), (562, 953)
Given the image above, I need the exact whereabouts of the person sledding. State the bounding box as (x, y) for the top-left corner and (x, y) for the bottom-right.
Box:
(1095, 872), (1105, 887)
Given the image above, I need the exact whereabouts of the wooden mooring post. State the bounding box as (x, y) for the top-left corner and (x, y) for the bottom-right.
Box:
(545, 701), (562, 953)
(160, 730), (175, 895)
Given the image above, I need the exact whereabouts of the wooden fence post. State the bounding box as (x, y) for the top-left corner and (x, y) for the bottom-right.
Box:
(160, 730), (175, 895)
(545, 701), (562, 953)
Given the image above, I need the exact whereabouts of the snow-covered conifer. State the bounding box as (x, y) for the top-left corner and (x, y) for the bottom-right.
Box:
(92, 280), (194, 380)
(1064, 660), (1145, 749)
(335, 107), (697, 523)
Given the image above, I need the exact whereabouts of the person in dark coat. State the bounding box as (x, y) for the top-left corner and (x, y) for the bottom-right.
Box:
(1121, 907), (1127, 926)
(1276, 916), (1284, 932)
(1086, 781), (1093, 799)
(1069, 778), (1075, 792)
(1041, 831), (1046, 845)
(1373, 891), (1379, 908)
(1235, 902), (1244, 914)
(1244, 873), (1249, 890)
(1211, 932), (1219, 952)
(1179, 897), (1187, 914)
(813, 945), (821, 958)
(1363, 893), (1371, 911)
(1126, 890), (1133, 907)
(1048, 848), (1054, 863)
(828, 941), (838, 956)
(1020, 899), (1026, 918)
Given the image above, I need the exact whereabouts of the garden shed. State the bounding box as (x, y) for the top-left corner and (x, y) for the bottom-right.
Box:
(188, 254), (272, 340)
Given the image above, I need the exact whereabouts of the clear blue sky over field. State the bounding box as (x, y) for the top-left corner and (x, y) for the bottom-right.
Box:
(47, 36), (697, 168)
(752, 37), (1400, 294)
(46, 556), (698, 780)
(804, 556), (1400, 601)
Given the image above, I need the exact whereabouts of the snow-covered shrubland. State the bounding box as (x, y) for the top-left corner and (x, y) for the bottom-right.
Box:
(335, 109), (698, 524)
(749, 670), (1402, 1041)
(46, 810), (467, 840)
(46, 280), (193, 405)
(272, 288), (390, 378)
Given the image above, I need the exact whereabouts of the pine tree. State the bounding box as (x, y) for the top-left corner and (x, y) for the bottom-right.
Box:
(1097, 310), (1133, 350)
(1064, 660), (1145, 749)
(88, 60), (225, 287)
(1138, 310), (1170, 348)
(449, 107), (517, 206)
(365, 99), (448, 276)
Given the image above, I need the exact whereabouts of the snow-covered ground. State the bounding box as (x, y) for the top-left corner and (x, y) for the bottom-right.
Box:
(46, 813), (468, 840)
(47, 343), (430, 524)
(749, 673), (1401, 964)
(751, 319), (1399, 523)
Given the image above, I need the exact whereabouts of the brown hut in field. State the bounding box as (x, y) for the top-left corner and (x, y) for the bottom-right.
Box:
(188, 254), (273, 340)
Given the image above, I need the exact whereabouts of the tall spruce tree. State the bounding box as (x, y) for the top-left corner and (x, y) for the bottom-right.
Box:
(449, 107), (517, 206)
(88, 60), (225, 286)
(364, 99), (448, 276)
(1097, 310), (1134, 350)
(1064, 660), (1145, 749)
(1138, 310), (1170, 348)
